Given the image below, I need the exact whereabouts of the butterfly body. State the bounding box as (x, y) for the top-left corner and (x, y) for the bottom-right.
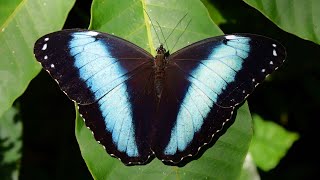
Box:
(153, 45), (168, 100)
(34, 29), (286, 165)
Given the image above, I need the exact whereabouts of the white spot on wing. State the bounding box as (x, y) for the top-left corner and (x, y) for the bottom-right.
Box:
(44, 55), (48, 60)
(50, 64), (55, 68)
(225, 35), (237, 40)
(272, 44), (277, 47)
(44, 37), (49, 41)
(261, 69), (266, 73)
(42, 44), (47, 50)
(87, 31), (99, 36)
(273, 49), (277, 56)
(270, 61), (273, 65)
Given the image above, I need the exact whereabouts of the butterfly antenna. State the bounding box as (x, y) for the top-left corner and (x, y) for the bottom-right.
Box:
(171, 18), (192, 52)
(144, 9), (162, 48)
(156, 20), (169, 51)
(164, 13), (188, 44)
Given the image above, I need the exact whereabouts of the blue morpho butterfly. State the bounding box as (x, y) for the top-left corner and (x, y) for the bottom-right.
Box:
(34, 27), (286, 166)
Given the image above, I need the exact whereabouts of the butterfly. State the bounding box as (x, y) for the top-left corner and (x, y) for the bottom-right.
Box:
(34, 29), (286, 166)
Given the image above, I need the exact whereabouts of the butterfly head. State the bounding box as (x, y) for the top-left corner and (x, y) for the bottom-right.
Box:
(156, 44), (170, 57)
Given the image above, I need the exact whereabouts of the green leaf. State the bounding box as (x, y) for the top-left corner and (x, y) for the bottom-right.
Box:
(89, 0), (223, 54)
(0, 106), (22, 180)
(0, 0), (76, 118)
(244, 0), (320, 45)
(249, 115), (299, 171)
(201, 0), (227, 25)
(76, 0), (253, 178)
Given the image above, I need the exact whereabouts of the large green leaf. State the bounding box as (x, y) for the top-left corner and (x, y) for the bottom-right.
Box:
(249, 115), (299, 171)
(0, 0), (75, 118)
(89, 0), (223, 54)
(75, 1), (253, 179)
(244, 0), (320, 45)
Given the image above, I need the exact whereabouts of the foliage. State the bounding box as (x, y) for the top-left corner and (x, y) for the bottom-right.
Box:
(249, 115), (299, 171)
(1, 0), (318, 179)
(0, 0), (75, 118)
(0, 106), (21, 180)
(244, 0), (320, 45)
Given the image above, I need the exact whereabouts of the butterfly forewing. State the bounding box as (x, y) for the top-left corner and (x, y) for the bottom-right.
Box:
(34, 29), (153, 104)
(34, 29), (156, 165)
(169, 34), (286, 107)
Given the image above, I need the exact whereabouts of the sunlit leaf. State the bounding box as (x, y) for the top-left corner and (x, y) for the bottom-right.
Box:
(244, 0), (320, 45)
(249, 115), (299, 171)
(0, 0), (75, 117)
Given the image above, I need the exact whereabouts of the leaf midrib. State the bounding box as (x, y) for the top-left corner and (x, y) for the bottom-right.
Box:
(141, 0), (155, 55)
(0, 0), (27, 31)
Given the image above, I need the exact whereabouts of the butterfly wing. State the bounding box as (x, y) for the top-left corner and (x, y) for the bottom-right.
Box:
(153, 34), (286, 163)
(34, 29), (156, 165)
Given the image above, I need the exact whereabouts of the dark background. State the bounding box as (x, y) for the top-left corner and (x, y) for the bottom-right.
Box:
(15, 0), (319, 179)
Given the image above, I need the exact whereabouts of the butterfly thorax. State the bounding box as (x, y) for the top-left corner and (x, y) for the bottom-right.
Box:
(154, 45), (169, 99)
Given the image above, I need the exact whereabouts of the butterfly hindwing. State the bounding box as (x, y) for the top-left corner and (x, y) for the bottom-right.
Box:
(34, 29), (156, 165)
(78, 63), (156, 164)
(153, 34), (285, 163)
(152, 63), (235, 163)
